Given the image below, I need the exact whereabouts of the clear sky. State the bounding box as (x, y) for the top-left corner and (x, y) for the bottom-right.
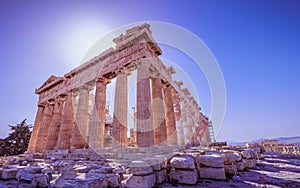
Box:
(0, 0), (299, 142)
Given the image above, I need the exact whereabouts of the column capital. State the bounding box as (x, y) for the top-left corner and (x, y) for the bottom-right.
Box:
(78, 84), (93, 91)
(96, 76), (110, 84)
(149, 69), (160, 79)
(116, 68), (131, 76)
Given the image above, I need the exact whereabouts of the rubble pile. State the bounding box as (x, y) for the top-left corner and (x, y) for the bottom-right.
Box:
(0, 146), (263, 187)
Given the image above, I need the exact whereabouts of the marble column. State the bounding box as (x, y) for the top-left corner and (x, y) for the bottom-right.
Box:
(45, 97), (64, 150)
(136, 61), (154, 147)
(186, 110), (194, 144)
(88, 77), (108, 149)
(71, 85), (90, 149)
(27, 104), (45, 152)
(163, 84), (178, 145)
(181, 101), (189, 144)
(35, 103), (54, 152)
(172, 93), (185, 146)
(56, 91), (75, 150)
(151, 75), (167, 146)
(112, 70), (129, 148)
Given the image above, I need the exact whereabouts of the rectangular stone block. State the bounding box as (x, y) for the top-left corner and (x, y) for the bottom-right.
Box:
(241, 149), (254, 159)
(153, 169), (167, 184)
(224, 164), (237, 175)
(170, 156), (195, 170)
(236, 161), (245, 171)
(170, 169), (198, 185)
(198, 155), (224, 168)
(123, 174), (156, 188)
(223, 153), (242, 164)
(2, 168), (18, 179)
(199, 167), (226, 180)
(242, 159), (256, 169)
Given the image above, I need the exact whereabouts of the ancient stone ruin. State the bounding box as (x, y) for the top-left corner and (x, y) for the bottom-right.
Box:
(27, 23), (210, 155)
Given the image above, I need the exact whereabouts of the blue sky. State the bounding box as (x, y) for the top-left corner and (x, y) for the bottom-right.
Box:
(0, 0), (299, 141)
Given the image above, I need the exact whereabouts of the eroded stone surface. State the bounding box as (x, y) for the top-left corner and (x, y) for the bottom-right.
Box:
(198, 155), (224, 168)
(169, 169), (198, 185)
(128, 161), (153, 175)
(123, 174), (156, 188)
(199, 167), (226, 180)
(170, 156), (195, 170)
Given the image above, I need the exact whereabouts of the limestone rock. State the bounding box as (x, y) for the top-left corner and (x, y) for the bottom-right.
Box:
(242, 159), (256, 169)
(223, 153), (242, 164)
(122, 174), (156, 188)
(236, 161), (245, 171)
(87, 167), (113, 177)
(224, 164), (237, 175)
(198, 155), (224, 168)
(153, 169), (167, 184)
(169, 169), (198, 185)
(32, 174), (49, 187)
(75, 177), (108, 188)
(145, 157), (166, 171)
(199, 167), (226, 180)
(2, 168), (18, 179)
(241, 149), (253, 159)
(128, 161), (153, 175)
(170, 156), (195, 170)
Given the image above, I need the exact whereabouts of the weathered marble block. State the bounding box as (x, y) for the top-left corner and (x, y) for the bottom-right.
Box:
(242, 159), (256, 169)
(170, 156), (195, 170)
(128, 161), (153, 175)
(153, 169), (167, 184)
(198, 155), (224, 168)
(169, 169), (198, 185)
(223, 153), (242, 164)
(224, 164), (237, 175)
(236, 161), (245, 171)
(123, 174), (156, 188)
(2, 168), (18, 179)
(199, 167), (226, 180)
(241, 149), (254, 159)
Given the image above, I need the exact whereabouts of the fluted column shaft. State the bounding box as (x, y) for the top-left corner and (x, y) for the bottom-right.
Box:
(45, 98), (64, 150)
(163, 85), (178, 145)
(72, 86), (90, 149)
(35, 103), (54, 152)
(151, 76), (167, 145)
(173, 93), (185, 146)
(56, 92), (74, 150)
(136, 62), (154, 147)
(88, 78), (107, 149)
(27, 105), (44, 152)
(181, 102), (189, 144)
(112, 71), (128, 147)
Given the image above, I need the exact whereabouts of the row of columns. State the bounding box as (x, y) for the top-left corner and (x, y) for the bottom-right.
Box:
(28, 62), (202, 152)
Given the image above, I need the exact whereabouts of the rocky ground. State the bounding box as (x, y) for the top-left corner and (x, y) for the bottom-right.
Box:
(0, 150), (299, 188)
(162, 152), (300, 188)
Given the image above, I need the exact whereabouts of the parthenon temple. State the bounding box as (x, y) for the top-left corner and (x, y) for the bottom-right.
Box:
(27, 23), (210, 154)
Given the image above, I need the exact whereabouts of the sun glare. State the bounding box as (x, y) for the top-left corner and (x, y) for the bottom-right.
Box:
(61, 19), (111, 69)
